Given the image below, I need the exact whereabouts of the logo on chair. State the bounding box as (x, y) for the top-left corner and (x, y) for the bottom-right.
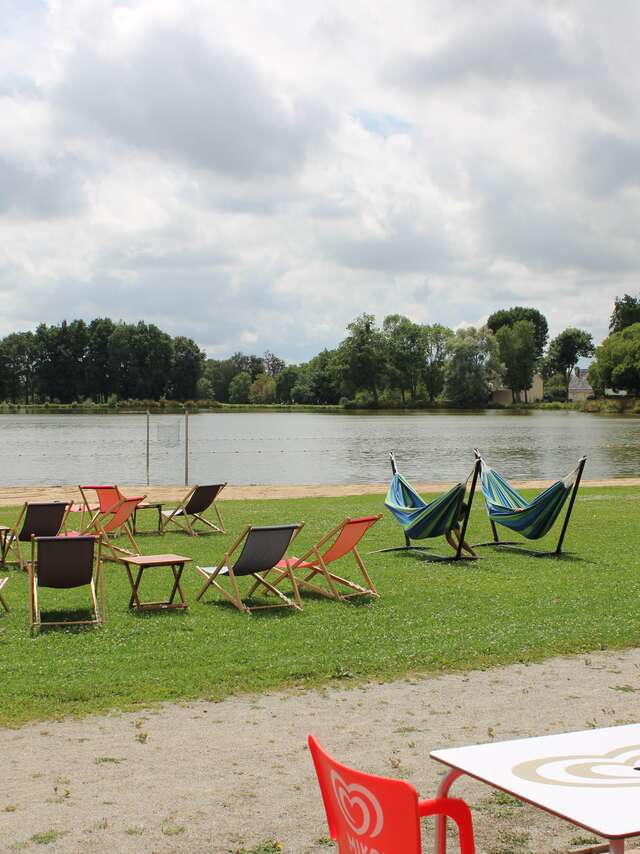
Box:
(330, 770), (384, 838)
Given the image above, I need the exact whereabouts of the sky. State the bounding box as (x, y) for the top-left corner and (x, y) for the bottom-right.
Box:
(1, 0), (639, 362)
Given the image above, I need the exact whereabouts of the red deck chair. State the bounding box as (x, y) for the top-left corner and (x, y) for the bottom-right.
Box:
(261, 515), (382, 602)
(68, 495), (145, 562)
(308, 734), (475, 854)
(0, 576), (8, 613)
(4, 502), (70, 572)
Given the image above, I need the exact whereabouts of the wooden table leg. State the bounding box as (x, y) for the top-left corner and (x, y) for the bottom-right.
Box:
(127, 566), (144, 609)
(168, 564), (187, 606)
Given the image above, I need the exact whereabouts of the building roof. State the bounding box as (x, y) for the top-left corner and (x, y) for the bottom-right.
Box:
(569, 372), (593, 392)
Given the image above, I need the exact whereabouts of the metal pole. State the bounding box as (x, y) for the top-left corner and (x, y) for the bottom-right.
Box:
(184, 410), (189, 486)
(146, 410), (150, 486)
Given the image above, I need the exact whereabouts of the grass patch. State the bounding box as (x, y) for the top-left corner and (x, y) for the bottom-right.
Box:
(0, 487), (638, 725)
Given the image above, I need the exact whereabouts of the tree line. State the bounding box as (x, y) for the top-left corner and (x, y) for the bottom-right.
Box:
(202, 307), (597, 407)
(2, 296), (637, 407)
(0, 319), (205, 403)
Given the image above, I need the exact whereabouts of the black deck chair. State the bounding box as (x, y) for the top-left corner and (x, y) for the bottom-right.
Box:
(195, 523), (304, 613)
(160, 484), (226, 536)
(29, 536), (104, 632)
(5, 502), (70, 571)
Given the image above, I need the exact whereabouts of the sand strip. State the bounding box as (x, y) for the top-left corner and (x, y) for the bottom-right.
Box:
(0, 477), (638, 506)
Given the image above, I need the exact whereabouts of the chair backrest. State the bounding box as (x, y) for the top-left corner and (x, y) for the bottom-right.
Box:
(18, 502), (68, 542)
(232, 525), (300, 576)
(81, 485), (122, 513)
(35, 536), (96, 589)
(184, 484), (225, 515)
(101, 496), (143, 533)
(320, 516), (381, 565)
(308, 735), (422, 853)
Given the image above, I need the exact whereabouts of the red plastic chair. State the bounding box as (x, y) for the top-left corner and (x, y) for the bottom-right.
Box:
(308, 735), (475, 854)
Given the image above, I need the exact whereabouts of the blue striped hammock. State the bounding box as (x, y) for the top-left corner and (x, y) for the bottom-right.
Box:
(479, 460), (581, 541)
(385, 473), (467, 541)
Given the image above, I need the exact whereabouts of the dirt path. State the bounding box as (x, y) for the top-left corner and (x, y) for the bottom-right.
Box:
(0, 477), (639, 506)
(3, 648), (640, 853)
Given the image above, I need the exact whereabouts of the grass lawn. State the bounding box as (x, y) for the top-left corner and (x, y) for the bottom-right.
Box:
(0, 485), (638, 726)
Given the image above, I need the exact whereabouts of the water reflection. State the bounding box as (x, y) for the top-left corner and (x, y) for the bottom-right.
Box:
(0, 410), (638, 486)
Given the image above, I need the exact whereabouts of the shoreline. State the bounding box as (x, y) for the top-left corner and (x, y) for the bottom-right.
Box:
(0, 477), (638, 506)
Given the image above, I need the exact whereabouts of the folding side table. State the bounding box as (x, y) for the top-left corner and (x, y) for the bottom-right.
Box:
(118, 553), (192, 612)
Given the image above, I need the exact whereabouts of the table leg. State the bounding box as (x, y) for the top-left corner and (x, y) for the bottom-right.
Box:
(435, 768), (464, 854)
(128, 566), (144, 609)
(609, 840), (624, 854)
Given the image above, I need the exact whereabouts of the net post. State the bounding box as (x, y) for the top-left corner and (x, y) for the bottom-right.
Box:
(146, 410), (150, 487)
(184, 410), (189, 487)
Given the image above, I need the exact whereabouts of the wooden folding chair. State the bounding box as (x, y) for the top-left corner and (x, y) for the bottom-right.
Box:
(69, 495), (145, 562)
(75, 485), (121, 529)
(160, 484), (226, 536)
(29, 536), (104, 633)
(4, 502), (70, 571)
(264, 515), (382, 602)
(195, 523), (304, 614)
(0, 576), (9, 613)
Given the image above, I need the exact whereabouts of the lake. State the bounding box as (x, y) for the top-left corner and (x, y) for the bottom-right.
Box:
(1, 410), (639, 486)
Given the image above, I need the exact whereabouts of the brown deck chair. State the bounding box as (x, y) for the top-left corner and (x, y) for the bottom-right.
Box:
(29, 535), (104, 632)
(160, 484), (226, 536)
(263, 514), (382, 603)
(68, 495), (145, 562)
(4, 502), (70, 571)
(195, 523), (304, 614)
(0, 576), (8, 613)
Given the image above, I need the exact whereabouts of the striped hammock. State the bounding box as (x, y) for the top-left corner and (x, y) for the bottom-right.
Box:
(479, 460), (581, 541)
(384, 473), (467, 541)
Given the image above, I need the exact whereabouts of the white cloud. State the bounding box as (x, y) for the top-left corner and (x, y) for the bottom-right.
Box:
(0, 0), (639, 358)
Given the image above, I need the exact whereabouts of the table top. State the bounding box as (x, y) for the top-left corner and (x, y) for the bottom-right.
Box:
(117, 553), (192, 567)
(431, 723), (640, 838)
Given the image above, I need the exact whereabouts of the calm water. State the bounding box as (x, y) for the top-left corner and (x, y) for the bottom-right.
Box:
(1, 410), (639, 486)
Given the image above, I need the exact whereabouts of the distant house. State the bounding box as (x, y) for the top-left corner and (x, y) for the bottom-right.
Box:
(568, 368), (593, 402)
(492, 373), (544, 405)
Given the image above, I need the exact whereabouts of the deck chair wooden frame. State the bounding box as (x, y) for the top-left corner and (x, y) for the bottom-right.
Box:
(0, 576), (9, 613)
(76, 495), (145, 562)
(4, 502), (71, 572)
(29, 535), (104, 633)
(261, 515), (383, 603)
(160, 484), (226, 536)
(76, 485), (122, 530)
(195, 522), (304, 614)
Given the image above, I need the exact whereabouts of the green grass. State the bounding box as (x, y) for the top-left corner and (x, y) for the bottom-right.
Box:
(0, 486), (638, 726)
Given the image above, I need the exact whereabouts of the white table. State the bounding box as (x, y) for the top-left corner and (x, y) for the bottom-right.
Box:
(431, 723), (640, 854)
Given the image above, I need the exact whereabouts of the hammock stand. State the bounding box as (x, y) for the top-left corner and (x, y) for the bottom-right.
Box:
(472, 449), (587, 558)
(376, 452), (481, 562)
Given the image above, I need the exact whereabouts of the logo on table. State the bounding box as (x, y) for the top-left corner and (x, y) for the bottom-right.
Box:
(513, 744), (640, 787)
(330, 770), (384, 837)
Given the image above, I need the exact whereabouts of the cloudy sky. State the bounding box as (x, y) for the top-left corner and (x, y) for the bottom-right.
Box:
(1, 0), (639, 361)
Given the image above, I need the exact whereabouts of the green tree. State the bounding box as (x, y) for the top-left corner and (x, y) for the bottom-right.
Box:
(422, 324), (453, 402)
(546, 327), (595, 388)
(249, 373), (276, 404)
(263, 351), (285, 378)
(610, 294), (640, 333)
(228, 371), (251, 403)
(35, 320), (89, 403)
(444, 327), (504, 407)
(590, 323), (640, 396)
(335, 314), (387, 404)
(487, 307), (548, 360)
(275, 366), (299, 403)
(1, 332), (39, 403)
(495, 319), (537, 402)
(170, 336), (205, 400)
(86, 318), (116, 402)
(383, 315), (425, 402)
(108, 322), (173, 399)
